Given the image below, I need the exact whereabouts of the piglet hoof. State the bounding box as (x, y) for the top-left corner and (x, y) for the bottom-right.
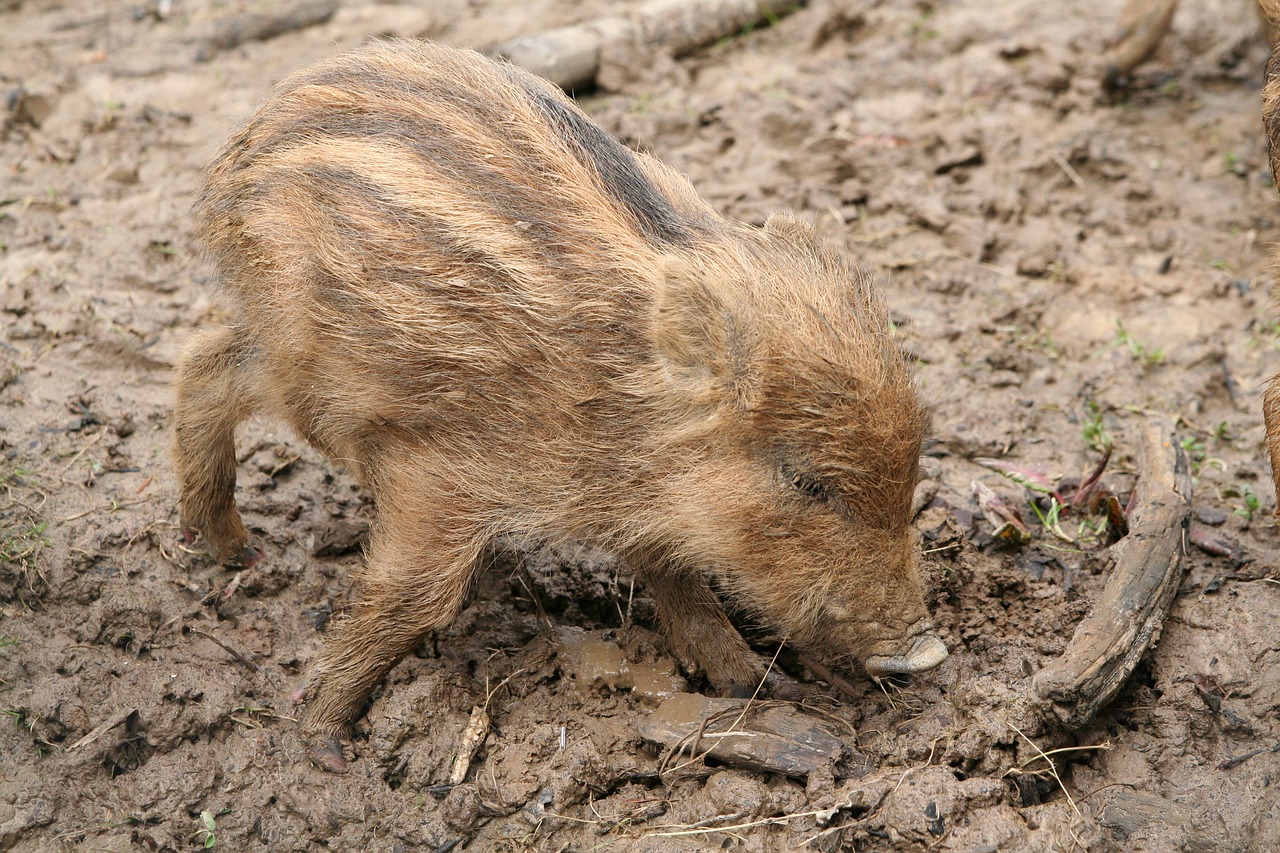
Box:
(307, 734), (349, 774)
(727, 683), (757, 699)
(232, 545), (266, 569)
(768, 678), (822, 702)
(181, 528), (197, 547)
(289, 681), (309, 706)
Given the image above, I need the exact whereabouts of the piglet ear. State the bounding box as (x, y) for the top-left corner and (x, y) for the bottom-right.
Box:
(763, 211), (815, 241)
(650, 258), (756, 409)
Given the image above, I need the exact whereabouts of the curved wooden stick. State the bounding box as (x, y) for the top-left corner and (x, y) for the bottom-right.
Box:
(1032, 415), (1191, 727)
(490, 0), (805, 91)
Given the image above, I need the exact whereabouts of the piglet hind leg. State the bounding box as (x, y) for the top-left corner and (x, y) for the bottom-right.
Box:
(1264, 375), (1280, 513)
(634, 561), (766, 697)
(173, 326), (259, 565)
(299, 487), (487, 772)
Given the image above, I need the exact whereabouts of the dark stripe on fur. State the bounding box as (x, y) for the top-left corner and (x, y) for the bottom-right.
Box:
(513, 78), (693, 247)
(1266, 46), (1280, 191)
(253, 51), (696, 248)
(296, 163), (533, 299)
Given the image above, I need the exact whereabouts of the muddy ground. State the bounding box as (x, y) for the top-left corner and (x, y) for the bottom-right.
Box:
(3, 0), (1280, 850)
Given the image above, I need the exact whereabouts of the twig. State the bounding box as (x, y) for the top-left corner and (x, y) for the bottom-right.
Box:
(57, 431), (105, 477)
(516, 574), (553, 630)
(195, 0), (338, 61)
(190, 629), (264, 676)
(647, 807), (838, 838)
(484, 667), (527, 712)
(1218, 743), (1280, 770)
(1015, 741), (1112, 768)
(1007, 720), (1081, 818)
(667, 812), (746, 832)
(797, 652), (861, 700)
(200, 572), (242, 606)
(67, 708), (135, 752)
(3, 483), (49, 514)
(228, 707), (297, 728)
(444, 666), (528, 786)
(661, 641), (784, 777)
(1050, 151), (1085, 188)
(58, 497), (149, 523)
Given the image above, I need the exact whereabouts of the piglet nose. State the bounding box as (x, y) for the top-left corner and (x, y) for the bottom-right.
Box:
(864, 631), (948, 677)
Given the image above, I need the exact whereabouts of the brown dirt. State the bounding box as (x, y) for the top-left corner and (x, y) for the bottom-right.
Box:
(3, 0), (1280, 850)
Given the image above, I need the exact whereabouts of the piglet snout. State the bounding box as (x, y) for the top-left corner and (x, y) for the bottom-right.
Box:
(864, 628), (948, 678)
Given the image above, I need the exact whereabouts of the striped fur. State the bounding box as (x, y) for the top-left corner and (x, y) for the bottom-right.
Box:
(174, 40), (937, 749)
(1263, 13), (1280, 511)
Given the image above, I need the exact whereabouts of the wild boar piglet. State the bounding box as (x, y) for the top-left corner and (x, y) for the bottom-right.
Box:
(1262, 33), (1280, 510)
(173, 39), (948, 770)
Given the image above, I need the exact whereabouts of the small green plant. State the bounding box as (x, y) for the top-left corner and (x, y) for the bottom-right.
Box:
(196, 811), (216, 848)
(1075, 513), (1110, 548)
(1082, 404), (1112, 453)
(978, 443), (1122, 553)
(743, 2), (796, 35)
(627, 92), (654, 115)
(1, 520), (49, 570)
(1178, 434), (1226, 477)
(1019, 328), (1062, 360)
(1228, 484), (1261, 521)
(4, 466), (36, 484)
(1115, 322), (1165, 366)
(1180, 436), (1207, 475)
(910, 8), (940, 42)
(1222, 151), (1248, 177)
(1248, 321), (1280, 353)
(1028, 496), (1072, 543)
(195, 810), (230, 849)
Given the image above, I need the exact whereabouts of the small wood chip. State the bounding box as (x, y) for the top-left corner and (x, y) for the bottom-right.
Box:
(196, 0), (338, 62)
(68, 708), (135, 752)
(638, 693), (847, 779)
(448, 706), (491, 785)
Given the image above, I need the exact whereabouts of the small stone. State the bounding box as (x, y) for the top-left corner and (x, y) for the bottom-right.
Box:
(312, 519), (368, 557)
(441, 783), (480, 831)
(107, 160), (140, 184)
(1193, 506), (1227, 526)
(909, 194), (951, 231)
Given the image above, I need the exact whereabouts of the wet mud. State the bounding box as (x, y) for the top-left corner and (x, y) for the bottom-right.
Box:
(3, 0), (1280, 850)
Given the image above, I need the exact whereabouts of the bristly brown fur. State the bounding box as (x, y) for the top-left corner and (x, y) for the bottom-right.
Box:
(1262, 17), (1280, 511)
(174, 40), (939, 743)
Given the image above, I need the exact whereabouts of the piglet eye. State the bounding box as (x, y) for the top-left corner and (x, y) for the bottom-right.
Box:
(783, 464), (828, 500)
